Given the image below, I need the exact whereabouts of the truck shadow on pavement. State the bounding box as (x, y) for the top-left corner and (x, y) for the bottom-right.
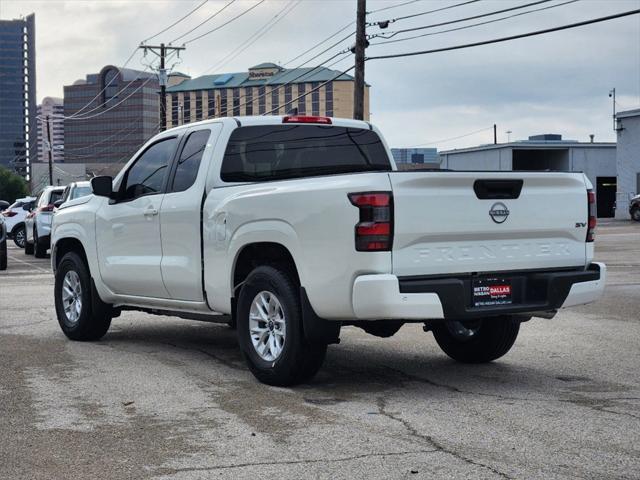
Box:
(99, 318), (634, 407)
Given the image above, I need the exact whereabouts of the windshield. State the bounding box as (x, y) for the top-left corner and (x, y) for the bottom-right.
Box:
(71, 186), (92, 200)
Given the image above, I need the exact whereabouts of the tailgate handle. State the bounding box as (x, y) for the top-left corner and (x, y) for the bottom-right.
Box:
(473, 179), (523, 199)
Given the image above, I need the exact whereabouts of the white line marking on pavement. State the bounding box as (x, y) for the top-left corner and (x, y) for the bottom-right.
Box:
(7, 254), (51, 273)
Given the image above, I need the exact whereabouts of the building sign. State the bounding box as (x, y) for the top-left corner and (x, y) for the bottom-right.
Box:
(249, 68), (280, 79)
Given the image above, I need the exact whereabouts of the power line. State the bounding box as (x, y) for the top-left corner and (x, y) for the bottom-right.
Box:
(182, 0), (267, 45)
(403, 126), (494, 148)
(202, 0), (301, 75)
(372, 0), (554, 39)
(370, 0), (579, 46)
(367, 0), (425, 15)
(283, 21), (354, 66)
(368, 0), (481, 25)
(169, 0), (237, 44)
(366, 8), (640, 60)
(143, 0), (209, 42)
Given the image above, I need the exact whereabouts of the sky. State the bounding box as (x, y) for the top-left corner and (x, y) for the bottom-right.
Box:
(1, 0), (639, 149)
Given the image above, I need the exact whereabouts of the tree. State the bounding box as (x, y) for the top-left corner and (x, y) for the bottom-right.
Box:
(0, 167), (29, 203)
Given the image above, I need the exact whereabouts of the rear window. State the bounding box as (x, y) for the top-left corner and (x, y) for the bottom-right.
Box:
(71, 186), (92, 200)
(220, 125), (391, 182)
(49, 190), (64, 205)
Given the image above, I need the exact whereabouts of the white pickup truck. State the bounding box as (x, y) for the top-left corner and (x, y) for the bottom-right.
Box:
(51, 115), (605, 386)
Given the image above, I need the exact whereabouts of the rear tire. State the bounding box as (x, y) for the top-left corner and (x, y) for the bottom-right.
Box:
(237, 265), (327, 386)
(55, 252), (112, 341)
(631, 207), (640, 222)
(0, 236), (7, 270)
(34, 227), (47, 258)
(13, 225), (26, 248)
(432, 316), (520, 363)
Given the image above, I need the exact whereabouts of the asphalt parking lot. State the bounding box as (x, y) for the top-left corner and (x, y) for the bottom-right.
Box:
(1, 222), (639, 480)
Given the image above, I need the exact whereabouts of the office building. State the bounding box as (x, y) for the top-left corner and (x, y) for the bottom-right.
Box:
(391, 148), (439, 167)
(36, 97), (64, 163)
(614, 109), (640, 219)
(63, 65), (160, 174)
(165, 62), (369, 128)
(0, 14), (36, 178)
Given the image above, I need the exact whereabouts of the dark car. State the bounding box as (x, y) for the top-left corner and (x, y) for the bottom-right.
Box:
(0, 215), (7, 270)
(630, 194), (640, 222)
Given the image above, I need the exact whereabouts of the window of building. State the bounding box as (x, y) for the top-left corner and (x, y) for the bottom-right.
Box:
(220, 125), (391, 183)
(171, 130), (210, 192)
(207, 90), (216, 117)
(183, 94), (191, 124)
(102, 68), (119, 106)
(121, 137), (177, 200)
(258, 86), (266, 115)
(245, 87), (253, 116)
(195, 91), (202, 121)
(172, 94), (179, 125)
(233, 88), (240, 116)
(220, 89), (228, 116)
(325, 82), (333, 117)
(311, 82), (320, 116)
(297, 84), (306, 114)
(284, 84), (292, 113)
(271, 87), (279, 114)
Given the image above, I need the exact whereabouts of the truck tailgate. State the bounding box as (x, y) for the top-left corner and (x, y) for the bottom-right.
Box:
(389, 171), (588, 276)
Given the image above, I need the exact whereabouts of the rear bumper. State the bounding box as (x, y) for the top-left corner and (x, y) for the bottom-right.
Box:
(352, 263), (606, 320)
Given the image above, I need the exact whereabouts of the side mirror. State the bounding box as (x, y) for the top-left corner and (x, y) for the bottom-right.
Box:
(91, 176), (114, 198)
(53, 200), (64, 208)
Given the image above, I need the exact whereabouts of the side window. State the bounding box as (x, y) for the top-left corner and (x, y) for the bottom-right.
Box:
(171, 130), (210, 193)
(121, 137), (178, 200)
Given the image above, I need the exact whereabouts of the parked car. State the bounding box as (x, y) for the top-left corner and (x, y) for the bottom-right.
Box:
(630, 194), (640, 222)
(25, 186), (64, 257)
(0, 214), (7, 270)
(57, 181), (92, 207)
(51, 115), (606, 386)
(1, 196), (36, 248)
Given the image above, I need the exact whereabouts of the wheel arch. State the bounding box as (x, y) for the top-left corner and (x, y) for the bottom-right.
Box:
(10, 221), (25, 235)
(53, 237), (89, 273)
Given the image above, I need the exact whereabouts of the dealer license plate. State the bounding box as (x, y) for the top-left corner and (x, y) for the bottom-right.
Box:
(472, 278), (513, 307)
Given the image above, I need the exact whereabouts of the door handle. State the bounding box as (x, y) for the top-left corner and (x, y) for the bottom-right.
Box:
(144, 208), (159, 217)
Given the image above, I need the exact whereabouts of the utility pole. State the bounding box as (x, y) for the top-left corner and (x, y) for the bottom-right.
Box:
(609, 88), (616, 131)
(45, 115), (53, 185)
(353, 0), (367, 120)
(493, 124), (497, 144)
(139, 43), (185, 131)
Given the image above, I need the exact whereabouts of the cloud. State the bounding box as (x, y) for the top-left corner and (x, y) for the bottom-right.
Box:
(2, 0), (639, 148)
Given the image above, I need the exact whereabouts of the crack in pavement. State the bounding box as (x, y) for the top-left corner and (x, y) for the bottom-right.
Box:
(153, 448), (439, 474)
(376, 397), (513, 480)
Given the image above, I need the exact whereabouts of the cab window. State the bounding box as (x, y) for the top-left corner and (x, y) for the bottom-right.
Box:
(121, 137), (178, 200)
(171, 130), (210, 193)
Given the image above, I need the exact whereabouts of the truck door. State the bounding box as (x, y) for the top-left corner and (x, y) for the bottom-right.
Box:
(160, 125), (222, 301)
(96, 136), (178, 298)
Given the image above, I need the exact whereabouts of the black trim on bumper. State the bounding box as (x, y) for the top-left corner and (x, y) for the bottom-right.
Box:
(398, 264), (601, 320)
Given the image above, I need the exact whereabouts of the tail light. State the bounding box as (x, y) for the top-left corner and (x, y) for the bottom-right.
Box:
(283, 115), (332, 124)
(1, 211), (17, 217)
(348, 192), (393, 251)
(587, 189), (596, 242)
(39, 204), (55, 213)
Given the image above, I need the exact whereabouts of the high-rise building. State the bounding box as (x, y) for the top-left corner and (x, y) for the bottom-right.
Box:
(63, 65), (160, 176)
(164, 62), (369, 129)
(0, 14), (37, 178)
(36, 97), (64, 163)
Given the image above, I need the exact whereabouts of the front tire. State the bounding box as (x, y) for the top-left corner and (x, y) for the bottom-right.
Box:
(631, 207), (640, 222)
(237, 265), (327, 386)
(55, 252), (112, 341)
(432, 316), (520, 363)
(13, 225), (26, 248)
(34, 227), (47, 258)
(24, 237), (34, 255)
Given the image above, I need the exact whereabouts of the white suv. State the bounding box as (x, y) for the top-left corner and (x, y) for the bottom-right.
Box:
(1, 196), (36, 248)
(25, 186), (64, 257)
